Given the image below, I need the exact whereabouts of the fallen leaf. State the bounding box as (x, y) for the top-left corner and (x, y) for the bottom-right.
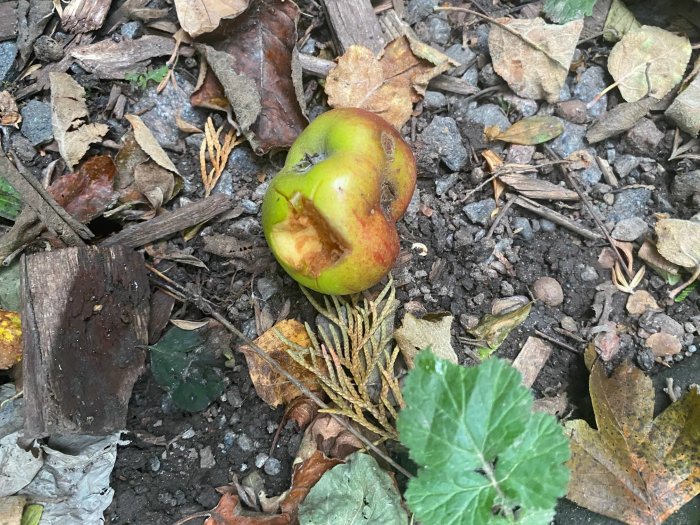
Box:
(204, 493), (291, 525)
(48, 155), (118, 223)
(566, 360), (700, 524)
(586, 96), (656, 143)
(71, 35), (176, 80)
(171, 319), (211, 331)
(50, 72), (109, 170)
(239, 319), (320, 408)
(175, 0), (249, 38)
(0, 91), (21, 127)
(603, 0), (640, 42)
(655, 219), (700, 269)
(279, 450), (343, 517)
(498, 173), (579, 201)
(20, 503), (43, 525)
(468, 302), (532, 358)
(394, 311), (457, 366)
(0, 309), (22, 370)
(488, 17), (583, 103)
(638, 239), (681, 283)
(543, 0), (596, 24)
(133, 161), (179, 210)
(325, 36), (452, 129)
(607, 26), (691, 103)
(191, 0), (306, 154)
(297, 414), (363, 461)
(485, 115), (564, 145)
(124, 114), (179, 174)
(0, 176), (22, 221)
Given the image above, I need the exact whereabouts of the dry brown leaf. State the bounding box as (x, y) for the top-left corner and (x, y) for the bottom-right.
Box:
(0, 91), (21, 127)
(586, 96), (656, 143)
(239, 319), (320, 408)
(133, 161), (177, 210)
(0, 309), (22, 370)
(325, 36), (452, 129)
(297, 414), (364, 461)
(203, 493), (292, 525)
(488, 17), (583, 103)
(279, 450), (343, 517)
(171, 319), (211, 330)
(498, 173), (579, 201)
(566, 360), (700, 524)
(608, 26), (691, 103)
(50, 72), (109, 170)
(125, 114), (179, 174)
(655, 219), (700, 269)
(175, 0), (249, 38)
(485, 115), (564, 145)
(394, 312), (457, 366)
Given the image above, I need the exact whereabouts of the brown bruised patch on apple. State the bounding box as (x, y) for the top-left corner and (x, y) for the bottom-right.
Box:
(270, 192), (350, 278)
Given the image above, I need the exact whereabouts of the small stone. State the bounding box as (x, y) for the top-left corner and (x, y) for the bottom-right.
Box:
(463, 198), (496, 226)
(478, 63), (501, 87)
(256, 276), (280, 301)
(227, 386), (243, 408)
(573, 66), (607, 117)
(423, 90), (447, 110)
(626, 291), (660, 316)
(554, 99), (588, 124)
(580, 266), (598, 282)
(149, 456), (161, 472)
(506, 145), (536, 165)
(444, 44), (476, 77)
(199, 446), (216, 469)
(549, 121), (586, 157)
(650, 313), (685, 338)
(10, 134), (37, 163)
(688, 345), (697, 353)
(20, 100), (53, 146)
(181, 427), (196, 439)
(646, 332), (682, 357)
(533, 277), (564, 307)
(611, 217), (648, 241)
(540, 219), (556, 232)
(501, 93), (538, 117)
(0, 42), (17, 82)
(33, 35), (64, 62)
(607, 188), (651, 222)
(673, 353), (684, 362)
(491, 295), (529, 316)
(613, 154), (640, 178)
(435, 173), (459, 196)
(255, 453), (269, 469)
(464, 103), (510, 131)
(560, 316), (578, 332)
(603, 193), (615, 205)
(636, 348), (655, 372)
(422, 16), (451, 45)
(623, 118), (664, 156)
(671, 170), (700, 202)
(684, 322), (696, 333)
(406, 0), (439, 24)
(415, 116), (468, 175)
(237, 434), (254, 452)
(121, 21), (144, 39)
(512, 217), (533, 240)
(263, 457), (282, 476)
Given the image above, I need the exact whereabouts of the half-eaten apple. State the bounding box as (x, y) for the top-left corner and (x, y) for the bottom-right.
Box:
(262, 108), (417, 295)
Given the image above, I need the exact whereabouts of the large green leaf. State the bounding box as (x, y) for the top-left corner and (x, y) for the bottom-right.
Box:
(0, 176), (21, 221)
(149, 325), (225, 412)
(298, 452), (408, 525)
(543, 0), (596, 23)
(397, 351), (570, 525)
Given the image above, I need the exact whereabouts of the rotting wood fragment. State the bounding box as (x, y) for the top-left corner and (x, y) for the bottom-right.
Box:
(321, 0), (385, 54)
(21, 246), (150, 437)
(61, 0), (113, 34)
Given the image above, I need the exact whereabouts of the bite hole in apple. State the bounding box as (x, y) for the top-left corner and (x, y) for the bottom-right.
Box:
(270, 192), (350, 278)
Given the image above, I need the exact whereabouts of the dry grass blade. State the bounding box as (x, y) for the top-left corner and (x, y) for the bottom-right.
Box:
(199, 116), (242, 197)
(278, 278), (404, 442)
(612, 262), (645, 294)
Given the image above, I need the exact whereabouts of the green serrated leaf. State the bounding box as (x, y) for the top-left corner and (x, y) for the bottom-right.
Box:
(21, 504), (43, 525)
(543, 0), (596, 23)
(675, 281), (698, 302)
(149, 325), (225, 412)
(0, 176), (22, 221)
(398, 351), (570, 525)
(298, 452), (408, 525)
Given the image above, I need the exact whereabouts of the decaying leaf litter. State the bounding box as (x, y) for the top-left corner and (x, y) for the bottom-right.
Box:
(0, 0), (698, 523)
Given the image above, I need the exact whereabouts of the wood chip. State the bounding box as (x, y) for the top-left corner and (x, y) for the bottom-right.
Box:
(512, 336), (553, 388)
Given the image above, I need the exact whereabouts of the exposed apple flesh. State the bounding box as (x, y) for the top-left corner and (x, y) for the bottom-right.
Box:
(262, 108), (416, 295)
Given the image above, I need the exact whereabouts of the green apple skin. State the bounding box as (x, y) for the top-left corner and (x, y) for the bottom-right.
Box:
(262, 108), (416, 295)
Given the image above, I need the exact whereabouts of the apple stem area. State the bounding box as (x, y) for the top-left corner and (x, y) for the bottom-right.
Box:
(270, 192), (349, 278)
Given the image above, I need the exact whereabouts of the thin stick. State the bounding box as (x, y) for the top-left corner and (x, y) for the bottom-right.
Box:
(486, 195), (516, 239)
(543, 145), (633, 280)
(145, 264), (413, 479)
(535, 330), (581, 355)
(512, 195), (601, 240)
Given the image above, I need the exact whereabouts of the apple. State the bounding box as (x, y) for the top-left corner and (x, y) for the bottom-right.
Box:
(262, 108), (417, 295)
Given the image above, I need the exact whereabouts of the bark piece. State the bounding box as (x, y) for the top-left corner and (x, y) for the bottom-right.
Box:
(21, 246), (150, 437)
(512, 336), (553, 388)
(61, 0), (113, 34)
(321, 0), (385, 54)
(0, 2), (18, 42)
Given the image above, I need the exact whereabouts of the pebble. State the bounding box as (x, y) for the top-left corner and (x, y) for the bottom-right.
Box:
(10, 134), (37, 163)
(623, 118), (664, 156)
(501, 93), (538, 117)
(423, 90), (447, 110)
(263, 457), (282, 476)
(33, 35), (64, 62)
(549, 121), (586, 157)
(199, 446), (216, 469)
(463, 198), (496, 226)
(560, 316), (578, 332)
(613, 154), (641, 178)
(464, 103), (510, 131)
(554, 99), (588, 124)
(227, 386), (243, 408)
(20, 100), (53, 146)
(423, 16), (451, 45)
(611, 217), (648, 241)
(255, 453), (269, 469)
(478, 63), (501, 87)
(533, 277), (564, 307)
(506, 145), (536, 164)
(689, 345), (697, 353)
(684, 322), (696, 334)
(512, 217), (533, 240)
(626, 291), (659, 316)
(121, 21), (145, 39)
(435, 173), (459, 196)
(671, 170), (700, 201)
(415, 116), (468, 174)
(256, 276), (280, 301)
(406, 0), (440, 24)
(444, 44), (476, 77)
(0, 42), (17, 82)
(650, 313), (685, 338)
(607, 188), (651, 222)
(580, 266), (598, 282)
(540, 219), (556, 232)
(636, 348), (655, 371)
(573, 66), (607, 117)
(645, 332), (682, 357)
(149, 456), (161, 472)
(237, 434), (254, 452)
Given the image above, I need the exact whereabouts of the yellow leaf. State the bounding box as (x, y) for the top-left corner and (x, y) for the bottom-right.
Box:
(566, 361), (700, 524)
(0, 309), (22, 370)
(487, 115), (564, 145)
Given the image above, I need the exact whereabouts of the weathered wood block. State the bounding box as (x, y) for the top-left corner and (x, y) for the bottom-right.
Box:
(21, 246), (150, 437)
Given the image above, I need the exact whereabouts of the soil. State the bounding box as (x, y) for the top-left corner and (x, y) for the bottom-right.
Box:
(0, 0), (698, 524)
